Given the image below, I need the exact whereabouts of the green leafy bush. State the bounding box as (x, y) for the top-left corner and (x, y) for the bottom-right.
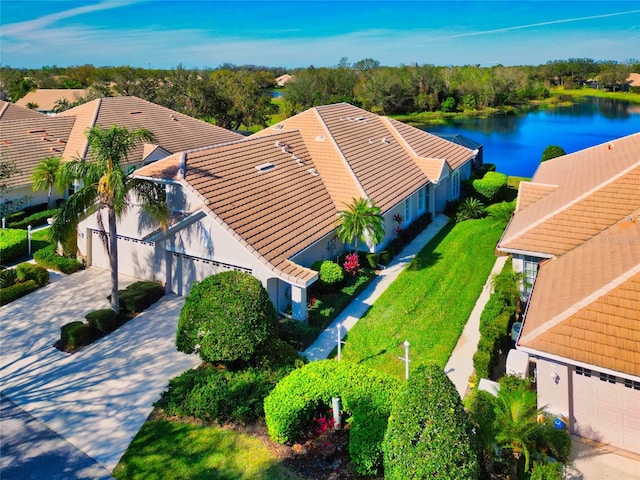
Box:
(318, 260), (344, 285)
(456, 197), (486, 222)
(277, 319), (319, 351)
(529, 459), (563, 480)
(541, 145), (566, 162)
(533, 421), (572, 464)
(468, 171), (508, 203)
(60, 321), (100, 349)
(86, 309), (119, 333)
(0, 229), (28, 265)
(0, 279), (38, 305)
(379, 250), (392, 266)
(383, 364), (480, 480)
(16, 263), (49, 287)
(264, 360), (401, 475)
(155, 364), (292, 423)
(8, 208), (59, 229)
(33, 245), (83, 274)
(0, 268), (17, 288)
(177, 271), (277, 365)
(366, 253), (380, 269)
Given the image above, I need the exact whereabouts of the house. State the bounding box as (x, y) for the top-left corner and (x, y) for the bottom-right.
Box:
(276, 74), (294, 87)
(76, 102), (478, 321)
(15, 89), (87, 114)
(0, 100), (46, 121)
(0, 96), (242, 211)
(497, 132), (640, 454)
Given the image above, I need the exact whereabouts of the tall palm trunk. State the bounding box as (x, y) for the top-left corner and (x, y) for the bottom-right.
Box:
(108, 206), (119, 313)
(47, 184), (53, 209)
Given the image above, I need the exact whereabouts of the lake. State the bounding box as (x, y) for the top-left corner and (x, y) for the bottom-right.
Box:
(421, 97), (640, 178)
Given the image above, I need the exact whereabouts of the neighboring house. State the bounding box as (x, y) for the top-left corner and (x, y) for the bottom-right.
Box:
(497, 132), (640, 454)
(15, 89), (86, 114)
(276, 74), (293, 87)
(77, 102), (478, 321)
(0, 100), (46, 121)
(0, 96), (242, 210)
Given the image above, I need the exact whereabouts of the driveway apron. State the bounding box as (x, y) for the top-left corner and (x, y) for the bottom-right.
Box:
(0, 268), (200, 474)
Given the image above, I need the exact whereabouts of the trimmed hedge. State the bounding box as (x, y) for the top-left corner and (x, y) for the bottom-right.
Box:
(8, 208), (59, 229)
(0, 280), (38, 305)
(264, 360), (401, 475)
(383, 364), (480, 480)
(119, 281), (164, 313)
(467, 171), (508, 203)
(155, 364), (294, 424)
(3, 203), (48, 223)
(318, 260), (344, 286)
(177, 271), (277, 365)
(16, 263), (49, 287)
(33, 245), (83, 274)
(60, 321), (100, 350)
(86, 309), (119, 333)
(0, 229), (28, 265)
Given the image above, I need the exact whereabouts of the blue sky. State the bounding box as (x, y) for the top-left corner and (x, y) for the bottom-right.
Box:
(1, 1), (639, 69)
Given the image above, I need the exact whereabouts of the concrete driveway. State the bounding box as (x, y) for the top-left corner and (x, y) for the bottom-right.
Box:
(0, 268), (200, 474)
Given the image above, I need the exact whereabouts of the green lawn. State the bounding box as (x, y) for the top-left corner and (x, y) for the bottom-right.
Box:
(550, 87), (640, 104)
(113, 420), (296, 480)
(340, 217), (504, 378)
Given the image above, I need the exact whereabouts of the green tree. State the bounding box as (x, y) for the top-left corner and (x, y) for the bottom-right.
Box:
(31, 157), (66, 209)
(50, 125), (168, 313)
(541, 145), (566, 162)
(336, 197), (385, 253)
(176, 271), (277, 366)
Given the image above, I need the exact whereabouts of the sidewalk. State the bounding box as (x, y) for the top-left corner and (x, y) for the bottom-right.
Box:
(303, 214), (450, 361)
(444, 255), (507, 397)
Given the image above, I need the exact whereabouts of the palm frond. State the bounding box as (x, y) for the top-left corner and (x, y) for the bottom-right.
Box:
(49, 184), (99, 244)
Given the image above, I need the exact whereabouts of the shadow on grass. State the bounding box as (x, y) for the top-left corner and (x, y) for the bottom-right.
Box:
(405, 222), (453, 271)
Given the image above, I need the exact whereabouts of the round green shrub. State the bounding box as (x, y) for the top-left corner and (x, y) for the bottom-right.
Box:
(176, 271), (277, 365)
(383, 364), (480, 480)
(541, 145), (566, 162)
(264, 360), (401, 476)
(471, 171), (508, 203)
(318, 260), (344, 285)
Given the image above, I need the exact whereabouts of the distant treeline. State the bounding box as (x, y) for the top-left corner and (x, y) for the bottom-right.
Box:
(1, 57), (637, 127)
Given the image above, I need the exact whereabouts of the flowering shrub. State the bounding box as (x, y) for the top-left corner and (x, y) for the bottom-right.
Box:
(343, 252), (359, 276)
(310, 411), (335, 438)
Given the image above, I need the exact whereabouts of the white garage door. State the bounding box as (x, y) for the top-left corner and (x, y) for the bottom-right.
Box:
(90, 230), (110, 270)
(90, 230), (157, 280)
(572, 367), (640, 454)
(169, 252), (251, 296)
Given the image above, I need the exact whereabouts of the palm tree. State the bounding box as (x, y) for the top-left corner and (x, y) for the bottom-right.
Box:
(493, 387), (542, 479)
(50, 125), (168, 313)
(336, 197), (385, 252)
(31, 157), (65, 209)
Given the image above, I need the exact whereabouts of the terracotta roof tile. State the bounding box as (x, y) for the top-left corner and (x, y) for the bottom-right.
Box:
(0, 100), (45, 121)
(0, 116), (76, 188)
(15, 89), (86, 111)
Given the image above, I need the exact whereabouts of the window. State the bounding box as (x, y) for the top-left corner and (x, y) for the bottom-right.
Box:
(599, 372), (616, 384)
(522, 256), (539, 297)
(405, 198), (411, 222)
(418, 186), (427, 213)
(624, 379), (640, 390)
(575, 366), (592, 377)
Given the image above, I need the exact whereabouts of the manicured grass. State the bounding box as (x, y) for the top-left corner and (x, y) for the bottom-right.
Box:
(550, 88), (640, 104)
(507, 175), (530, 189)
(340, 217), (504, 378)
(113, 420), (295, 480)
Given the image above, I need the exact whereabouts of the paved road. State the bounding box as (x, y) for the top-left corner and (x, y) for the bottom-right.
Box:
(0, 268), (200, 475)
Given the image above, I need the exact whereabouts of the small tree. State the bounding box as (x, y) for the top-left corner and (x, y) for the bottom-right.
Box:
(383, 364), (480, 479)
(176, 271), (277, 366)
(31, 157), (65, 209)
(336, 197), (385, 253)
(541, 145), (566, 162)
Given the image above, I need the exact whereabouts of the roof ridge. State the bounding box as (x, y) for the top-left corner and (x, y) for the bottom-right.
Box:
(520, 262), (640, 345)
(514, 181), (559, 211)
(502, 159), (640, 246)
(312, 107), (368, 201)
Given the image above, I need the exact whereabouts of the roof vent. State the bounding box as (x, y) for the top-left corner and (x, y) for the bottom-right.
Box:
(382, 137), (391, 145)
(315, 135), (325, 142)
(41, 136), (50, 142)
(49, 147), (61, 153)
(308, 168), (319, 176)
(169, 114), (179, 121)
(273, 124), (284, 130)
(28, 129), (46, 134)
(255, 162), (276, 173)
(281, 144), (290, 153)
(356, 116), (366, 122)
(292, 154), (304, 166)
(57, 138), (67, 144)
(274, 140), (284, 147)
(129, 111), (142, 115)
(608, 143), (614, 150)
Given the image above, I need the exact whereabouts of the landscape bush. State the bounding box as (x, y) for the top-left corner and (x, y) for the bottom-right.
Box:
(264, 360), (401, 475)
(0, 268), (18, 288)
(366, 252), (380, 268)
(119, 281), (164, 313)
(277, 318), (319, 351)
(383, 364), (480, 480)
(8, 208), (59, 229)
(3, 203), (48, 224)
(33, 245), (83, 274)
(155, 364), (293, 424)
(16, 262), (49, 287)
(86, 309), (119, 333)
(0, 279), (38, 305)
(529, 459), (563, 480)
(0, 229), (28, 265)
(60, 321), (100, 350)
(177, 271), (277, 366)
(466, 171), (508, 203)
(318, 260), (344, 286)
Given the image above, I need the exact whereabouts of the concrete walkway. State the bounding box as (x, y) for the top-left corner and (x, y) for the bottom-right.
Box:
(0, 268), (200, 474)
(445, 255), (508, 397)
(303, 214), (450, 361)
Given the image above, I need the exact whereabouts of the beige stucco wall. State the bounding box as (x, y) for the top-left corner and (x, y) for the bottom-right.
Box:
(536, 358), (571, 418)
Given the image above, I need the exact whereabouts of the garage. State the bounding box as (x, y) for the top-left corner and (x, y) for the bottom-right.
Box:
(572, 366), (640, 454)
(168, 251), (251, 296)
(89, 230), (158, 281)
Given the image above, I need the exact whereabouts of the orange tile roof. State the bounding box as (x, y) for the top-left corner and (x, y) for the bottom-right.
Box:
(137, 130), (338, 286)
(58, 96), (243, 165)
(0, 100), (45, 121)
(0, 116), (76, 188)
(15, 89), (86, 111)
